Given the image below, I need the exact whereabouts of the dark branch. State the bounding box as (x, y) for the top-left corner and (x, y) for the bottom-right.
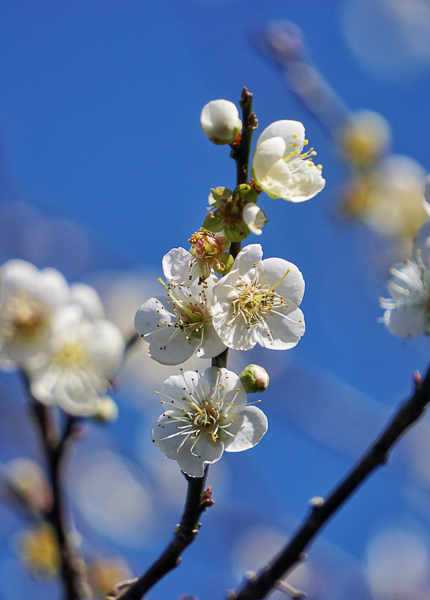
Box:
(230, 365), (430, 600)
(22, 372), (89, 600)
(117, 471), (212, 600)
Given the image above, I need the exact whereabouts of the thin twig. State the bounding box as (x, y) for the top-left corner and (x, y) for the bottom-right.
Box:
(117, 472), (213, 600)
(22, 372), (89, 600)
(230, 368), (430, 600)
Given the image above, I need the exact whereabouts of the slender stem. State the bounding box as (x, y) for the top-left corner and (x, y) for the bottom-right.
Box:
(118, 471), (212, 600)
(231, 87), (258, 186)
(22, 373), (88, 600)
(213, 88), (257, 371)
(230, 367), (430, 600)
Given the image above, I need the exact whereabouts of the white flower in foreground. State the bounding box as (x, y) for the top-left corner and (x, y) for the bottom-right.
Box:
(135, 262), (225, 365)
(251, 120), (325, 202)
(27, 304), (125, 416)
(0, 260), (69, 367)
(212, 244), (305, 351)
(380, 261), (430, 338)
(200, 100), (242, 145)
(152, 367), (268, 477)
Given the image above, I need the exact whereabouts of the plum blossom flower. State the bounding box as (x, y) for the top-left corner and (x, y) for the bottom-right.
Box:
(251, 120), (325, 202)
(200, 100), (242, 145)
(379, 260), (430, 338)
(188, 229), (232, 280)
(0, 260), (69, 368)
(152, 367), (268, 477)
(212, 244), (305, 351)
(135, 261), (225, 365)
(27, 301), (125, 416)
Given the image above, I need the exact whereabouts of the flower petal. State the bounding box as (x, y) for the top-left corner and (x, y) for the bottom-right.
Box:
(259, 257), (305, 306)
(224, 406), (268, 452)
(253, 137), (287, 184)
(257, 120), (305, 154)
(147, 326), (199, 365)
(134, 296), (173, 336)
(162, 247), (199, 285)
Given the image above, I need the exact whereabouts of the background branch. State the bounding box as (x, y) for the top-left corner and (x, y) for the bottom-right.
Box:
(230, 367), (430, 600)
(22, 372), (89, 600)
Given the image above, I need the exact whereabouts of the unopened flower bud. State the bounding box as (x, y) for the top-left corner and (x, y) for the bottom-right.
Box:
(240, 364), (269, 393)
(200, 100), (242, 145)
(243, 203), (268, 235)
(92, 396), (118, 423)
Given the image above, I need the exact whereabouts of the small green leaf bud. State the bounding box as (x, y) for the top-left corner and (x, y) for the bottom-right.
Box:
(240, 364), (270, 393)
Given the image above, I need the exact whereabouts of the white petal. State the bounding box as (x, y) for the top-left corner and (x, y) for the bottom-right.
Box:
(152, 412), (190, 459)
(134, 296), (173, 336)
(253, 137), (287, 182)
(262, 159), (297, 199)
(414, 221), (430, 267)
(147, 326), (198, 365)
(84, 320), (125, 376)
(242, 204), (268, 235)
(259, 257), (305, 306)
(192, 434), (225, 463)
(162, 370), (211, 408)
(162, 248), (199, 284)
(195, 324), (226, 359)
(384, 306), (428, 338)
(70, 283), (104, 320)
(232, 244), (264, 275)
(38, 268), (70, 308)
(224, 406), (268, 452)
(1, 260), (40, 297)
(257, 120), (305, 154)
(255, 306), (305, 350)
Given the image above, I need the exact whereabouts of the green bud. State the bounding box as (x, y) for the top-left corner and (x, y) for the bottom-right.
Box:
(203, 212), (224, 232)
(234, 184), (258, 204)
(240, 364), (270, 393)
(224, 223), (250, 242)
(209, 187), (233, 207)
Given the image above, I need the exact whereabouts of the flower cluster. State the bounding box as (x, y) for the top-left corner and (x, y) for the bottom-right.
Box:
(380, 185), (430, 338)
(135, 96), (326, 476)
(0, 259), (125, 418)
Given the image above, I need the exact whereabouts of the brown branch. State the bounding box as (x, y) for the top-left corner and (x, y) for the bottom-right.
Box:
(22, 372), (89, 600)
(117, 471), (213, 600)
(230, 368), (430, 600)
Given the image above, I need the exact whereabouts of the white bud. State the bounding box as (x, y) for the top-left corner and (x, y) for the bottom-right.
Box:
(92, 396), (118, 423)
(243, 203), (268, 235)
(200, 100), (242, 145)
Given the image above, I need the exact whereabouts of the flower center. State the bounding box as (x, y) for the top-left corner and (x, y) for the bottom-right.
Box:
(52, 343), (88, 369)
(175, 301), (208, 339)
(191, 400), (220, 435)
(3, 297), (48, 343)
(228, 266), (290, 329)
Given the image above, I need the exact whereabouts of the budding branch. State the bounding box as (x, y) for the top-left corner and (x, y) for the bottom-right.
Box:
(230, 367), (430, 600)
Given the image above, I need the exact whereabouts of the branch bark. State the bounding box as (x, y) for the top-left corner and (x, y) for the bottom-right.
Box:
(230, 368), (430, 600)
(118, 471), (213, 600)
(23, 373), (89, 600)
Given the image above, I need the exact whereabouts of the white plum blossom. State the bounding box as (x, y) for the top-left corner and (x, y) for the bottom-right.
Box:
(135, 276), (225, 366)
(251, 120), (325, 202)
(0, 259), (69, 368)
(212, 244), (305, 351)
(242, 203), (268, 236)
(152, 367), (268, 477)
(200, 100), (242, 145)
(380, 260), (430, 338)
(27, 303), (125, 416)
